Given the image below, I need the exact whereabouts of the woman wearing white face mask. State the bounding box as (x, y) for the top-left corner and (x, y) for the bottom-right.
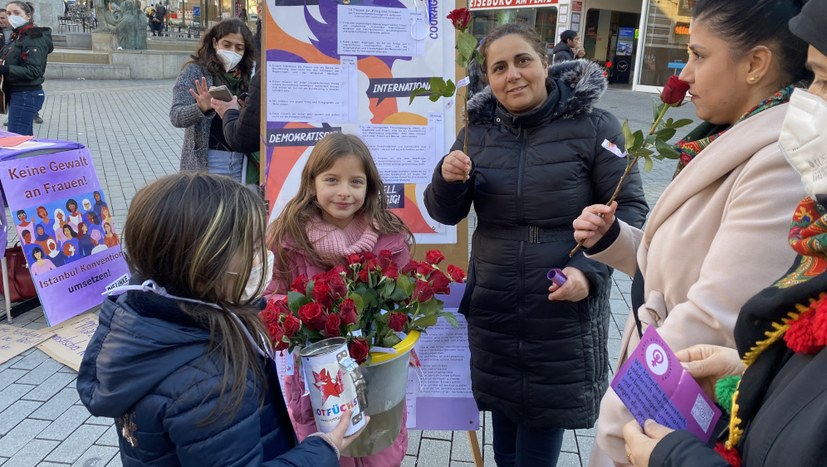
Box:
(0, 1), (52, 136)
(170, 18), (254, 181)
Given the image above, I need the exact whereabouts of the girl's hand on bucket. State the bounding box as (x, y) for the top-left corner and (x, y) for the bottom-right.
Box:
(329, 410), (370, 451)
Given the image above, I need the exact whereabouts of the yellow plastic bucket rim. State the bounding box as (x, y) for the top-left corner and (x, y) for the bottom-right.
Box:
(367, 330), (420, 364)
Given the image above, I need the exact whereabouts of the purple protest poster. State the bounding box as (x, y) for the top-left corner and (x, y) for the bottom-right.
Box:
(610, 326), (721, 442)
(0, 146), (130, 326)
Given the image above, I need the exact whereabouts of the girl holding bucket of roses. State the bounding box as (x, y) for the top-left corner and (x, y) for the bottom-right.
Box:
(424, 22), (649, 467)
(266, 132), (413, 467)
(572, 0), (812, 465)
(77, 173), (364, 466)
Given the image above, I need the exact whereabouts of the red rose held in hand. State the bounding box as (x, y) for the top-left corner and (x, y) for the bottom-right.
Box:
(660, 76), (690, 106)
(349, 338), (369, 364)
(388, 312), (409, 332)
(447, 8), (471, 31)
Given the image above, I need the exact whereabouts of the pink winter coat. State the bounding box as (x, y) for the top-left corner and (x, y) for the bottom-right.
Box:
(267, 215), (411, 467)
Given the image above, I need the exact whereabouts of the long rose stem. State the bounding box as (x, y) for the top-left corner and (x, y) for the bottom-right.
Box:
(463, 88), (469, 155)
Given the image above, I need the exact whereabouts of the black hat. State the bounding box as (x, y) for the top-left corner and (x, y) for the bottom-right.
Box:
(789, 0), (827, 56)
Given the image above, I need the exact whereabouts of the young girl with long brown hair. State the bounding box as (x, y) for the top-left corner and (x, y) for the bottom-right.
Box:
(267, 132), (412, 467)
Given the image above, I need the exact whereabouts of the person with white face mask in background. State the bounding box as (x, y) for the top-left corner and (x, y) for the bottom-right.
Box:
(170, 18), (254, 181)
(0, 1), (52, 136)
(619, 1), (827, 465)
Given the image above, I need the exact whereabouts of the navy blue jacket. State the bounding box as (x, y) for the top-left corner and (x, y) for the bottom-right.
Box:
(77, 291), (338, 466)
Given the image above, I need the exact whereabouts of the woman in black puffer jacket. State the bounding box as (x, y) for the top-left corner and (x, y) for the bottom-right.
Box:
(424, 23), (648, 467)
(0, 1), (52, 136)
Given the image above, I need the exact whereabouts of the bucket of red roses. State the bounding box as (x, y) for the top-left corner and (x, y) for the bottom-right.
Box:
(260, 249), (466, 457)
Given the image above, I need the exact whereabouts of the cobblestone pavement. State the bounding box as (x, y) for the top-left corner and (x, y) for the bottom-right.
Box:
(0, 80), (691, 467)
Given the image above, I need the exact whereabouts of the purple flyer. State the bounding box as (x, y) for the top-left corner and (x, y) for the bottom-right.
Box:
(610, 326), (721, 441)
(0, 146), (130, 326)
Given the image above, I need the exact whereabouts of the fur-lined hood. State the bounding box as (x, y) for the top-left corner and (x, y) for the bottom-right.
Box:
(466, 59), (607, 125)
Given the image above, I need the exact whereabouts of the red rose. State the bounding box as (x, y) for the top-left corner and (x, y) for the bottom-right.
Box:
(401, 260), (419, 275)
(312, 280), (333, 309)
(311, 312), (329, 332)
(339, 298), (358, 325)
(325, 314), (342, 337)
(446, 8), (471, 31)
(272, 297), (291, 315)
(259, 307), (278, 326)
(425, 249), (446, 265)
(267, 322), (284, 346)
(358, 269), (371, 283)
(384, 262), (399, 280)
(282, 314), (301, 338)
(349, 338), (369, 364)
(416, 262), (435, 278)
(298, 302), (323, 326)
(660, 76), (690, 106)
(274, 340), (289, 351)
(412, 280), (434, 302)
(447, 264), (466, 283)
(346, 253), (362, 266)
(290, 274), (309, 294)
(430, 270), (451, 294)
(364, 258), (379, 272)
(330, 264), (348, 276)
(326, 273), (348, 299)
(388, 312), (408, 332)
(360, 252), (376, 264)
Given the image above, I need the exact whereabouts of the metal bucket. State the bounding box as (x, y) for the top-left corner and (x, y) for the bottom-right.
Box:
(342, 331), (420, 457)
(299, 337), (367, 436)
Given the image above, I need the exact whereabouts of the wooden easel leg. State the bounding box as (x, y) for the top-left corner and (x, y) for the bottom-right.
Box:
(468, 430), (483, 467)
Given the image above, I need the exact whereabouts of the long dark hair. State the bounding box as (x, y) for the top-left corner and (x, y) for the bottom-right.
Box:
(124, 173), (270, 424)
(187, 18), (255, 90)
(693, 0), (811, 87)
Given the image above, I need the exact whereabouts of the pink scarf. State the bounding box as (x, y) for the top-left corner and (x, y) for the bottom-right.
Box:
(306, 215), (379, 264)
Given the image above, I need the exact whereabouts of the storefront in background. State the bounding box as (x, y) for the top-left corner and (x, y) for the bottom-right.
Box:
(161, 0), (258, 30)
(469, 0), (560, 60)
(632, 0), (692, 92)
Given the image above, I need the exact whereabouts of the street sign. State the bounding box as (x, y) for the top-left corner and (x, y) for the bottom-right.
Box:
(192, 6), (200, 17)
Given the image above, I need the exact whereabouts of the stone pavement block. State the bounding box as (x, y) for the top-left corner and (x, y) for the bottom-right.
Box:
(70, 444), (119, 467)
(577, 434), (594, 464)
(10, 349), (49, 370)
(483, 412), (493, 445)
(0, 356), (21, 372)
(450, 429), (480, 462)
(31, 387), (82, 421)
(406, 429), (421, 456)
(483, 444), (496, 467)
(38, 405), (93, 441)
(450, 462), (474, 466)
(0, 383), (35, 413)
(576, 426), (597, 437)
(44, 424), (107, 464)
(423, 430), (452, 441)
(36, 463), (68, 467)
(557, 451), (582, 467)
(3, 438), (59, 467)
(86, 415), (114, 426)
(416, 439), (451, 467)
(107, 454), (123, 467)
(0, 400), (41, 435)
(401, 455), (416, 467)
(22, 372), (76, 402)
(0, 368), (27, 387)
(16, 358), (63, 385)
(0, 418), (49, 457)
(561, 429), (577, 453)
(96, 424), (120, 447)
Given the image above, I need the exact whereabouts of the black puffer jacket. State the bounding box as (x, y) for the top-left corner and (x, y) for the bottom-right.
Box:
(222, 67), (261, 153)
(424, 60), (648, 429)
(0, 25), (53, 92)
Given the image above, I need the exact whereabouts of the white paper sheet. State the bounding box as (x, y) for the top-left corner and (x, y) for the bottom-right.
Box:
(266, 57), (358, 123)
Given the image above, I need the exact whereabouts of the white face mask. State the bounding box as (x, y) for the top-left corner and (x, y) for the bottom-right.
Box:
(779, 88), (827, 205)
(8, 14), (27, 29)
(216, 49), (243, 72)
(242, 250), (274, 301)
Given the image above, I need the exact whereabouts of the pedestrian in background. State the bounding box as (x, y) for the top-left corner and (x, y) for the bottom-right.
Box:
(171, 18), (255, 181)
(424, 23), (648, 466)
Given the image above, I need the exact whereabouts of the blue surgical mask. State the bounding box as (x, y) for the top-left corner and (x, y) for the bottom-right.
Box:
(8, 14), (27, 30)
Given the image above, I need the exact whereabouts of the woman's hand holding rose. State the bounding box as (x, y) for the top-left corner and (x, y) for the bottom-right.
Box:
(441, 150), (472, 183)
(572, 202), (617, 249)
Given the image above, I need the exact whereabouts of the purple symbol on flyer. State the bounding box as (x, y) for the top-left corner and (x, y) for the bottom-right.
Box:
(610, 327), (722, 442)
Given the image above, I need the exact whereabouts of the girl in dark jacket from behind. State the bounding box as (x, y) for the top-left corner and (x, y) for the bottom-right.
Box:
(0, 1), (52, 136)
(77, 173), (364, 466)
(424, 23), (648, 467)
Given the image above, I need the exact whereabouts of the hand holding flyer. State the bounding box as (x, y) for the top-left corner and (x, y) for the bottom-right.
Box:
(610, 326), (721, 442)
